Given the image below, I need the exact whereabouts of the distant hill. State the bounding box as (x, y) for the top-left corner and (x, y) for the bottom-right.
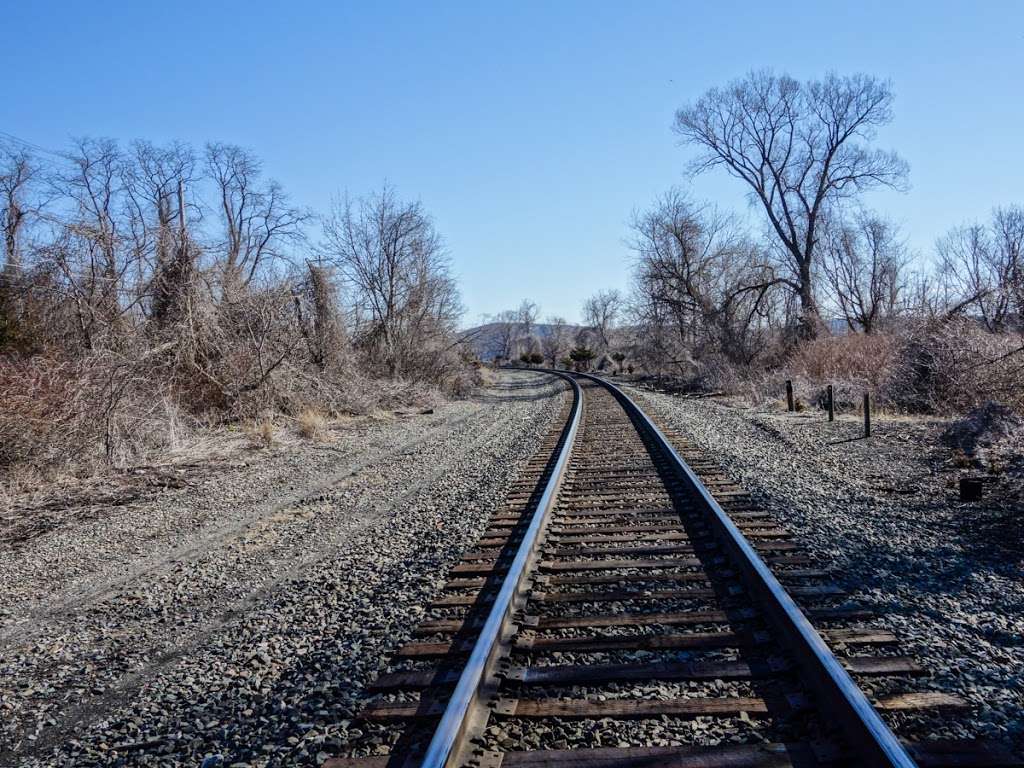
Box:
(459, 322), (583, 361)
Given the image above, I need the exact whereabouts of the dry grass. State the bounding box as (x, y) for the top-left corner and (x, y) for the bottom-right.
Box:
(244, 419), (275, 449)
(296, 408), (326, 440)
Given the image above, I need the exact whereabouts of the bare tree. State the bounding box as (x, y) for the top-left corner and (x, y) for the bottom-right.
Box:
(487, 301), (539, 362)
(903, 269), (944, 319)
(0, 130), (490, 477)
(994, 206), (1024, 319)
(514, 299), (539, 355)
(205, 143), (310, 293)
(50, 138), (136, 349)
(674, 70), (908, 337)
(625, 290), (689, 376)
(1, 144), (41, 347)
(630, 190), (782, 366)
(938, 206), (1024, 332)
(821, 212), (911, 333)
(1, 144), (38, 275)
(489, 308), (519, 362)
(582, 289), (621, 351)
(320, 186), (461, 378)
(124, 140), (197, 328)
(541, 314), (572, 367)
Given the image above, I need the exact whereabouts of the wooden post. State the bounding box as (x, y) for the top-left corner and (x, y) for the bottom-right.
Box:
(785, 380), (794, 412)
(863, 393), (871, 437)
(827, 385), (834, 422)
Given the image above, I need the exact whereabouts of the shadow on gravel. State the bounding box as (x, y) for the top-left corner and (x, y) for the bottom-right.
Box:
(952, 500), (1024, 574)
(823, 493), (1022, 596)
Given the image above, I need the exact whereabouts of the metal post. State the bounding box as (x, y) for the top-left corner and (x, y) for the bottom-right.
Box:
(827, 385), (834, 422)
(786, 380), (794, 412)
(863, 393), (871, 437)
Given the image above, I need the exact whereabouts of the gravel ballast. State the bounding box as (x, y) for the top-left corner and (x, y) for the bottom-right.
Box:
(0, 370), (568, 767)
(625, 383), (1023, 750)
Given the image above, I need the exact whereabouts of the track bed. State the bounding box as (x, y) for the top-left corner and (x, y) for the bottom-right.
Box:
(329, 375), (1022, 768)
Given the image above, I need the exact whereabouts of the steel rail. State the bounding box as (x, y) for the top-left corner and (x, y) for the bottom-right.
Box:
(578, 373), (917, 768)
(419, 371), (582, 768)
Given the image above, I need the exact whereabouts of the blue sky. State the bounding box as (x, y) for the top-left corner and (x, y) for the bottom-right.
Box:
(3, 1), (1022, 325)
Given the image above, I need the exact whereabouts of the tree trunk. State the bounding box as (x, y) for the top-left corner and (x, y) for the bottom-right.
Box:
(797, 263), (821, 339)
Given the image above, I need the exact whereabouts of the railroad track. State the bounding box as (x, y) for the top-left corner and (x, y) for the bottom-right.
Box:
(330, 373), (1021, 768)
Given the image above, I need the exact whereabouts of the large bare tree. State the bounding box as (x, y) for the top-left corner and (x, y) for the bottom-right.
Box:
(0, 144), (41, 347)
(1, 144), (38, 275)
(124, 140), (197, 327)
(674, 71), (908, 337)
(205, 143), (310, 293)
(49, 138), (137, 349)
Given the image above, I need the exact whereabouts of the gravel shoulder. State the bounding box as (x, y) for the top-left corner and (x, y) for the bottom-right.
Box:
(625, 383), (1024, 750)
(0, 369), (568, 767)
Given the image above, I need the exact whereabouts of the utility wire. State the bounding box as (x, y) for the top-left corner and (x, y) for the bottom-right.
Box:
(0, 130), (67, 159)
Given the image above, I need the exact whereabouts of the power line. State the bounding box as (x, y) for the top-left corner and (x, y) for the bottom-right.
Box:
(0, 130), (67, 159)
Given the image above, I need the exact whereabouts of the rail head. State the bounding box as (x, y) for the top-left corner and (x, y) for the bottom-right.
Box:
(419, 370), (582, 768)
(576, 372), (917, 768)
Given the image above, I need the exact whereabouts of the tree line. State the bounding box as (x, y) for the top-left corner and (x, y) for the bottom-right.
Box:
(493, 70), (1022, 412)
(0, 137), (467, 469)
(627, 71), (1022, 375)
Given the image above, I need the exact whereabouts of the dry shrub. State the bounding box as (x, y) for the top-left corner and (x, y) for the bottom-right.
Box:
(783, 333), (898, 410)
(888, 318), (1024, 414)
(0, 354), (193, 476)
(0, 356), (98, 471)
(267, 364), (440, 417)
(0, 146), (481, 489)
(476, 365), (497, 388)
(449, 364), (485, 397)
(787, 332), (898, 390)
(296, 408), (326, 440)
(774, 320), (1024, 416)
(691, 353), (748, 394)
